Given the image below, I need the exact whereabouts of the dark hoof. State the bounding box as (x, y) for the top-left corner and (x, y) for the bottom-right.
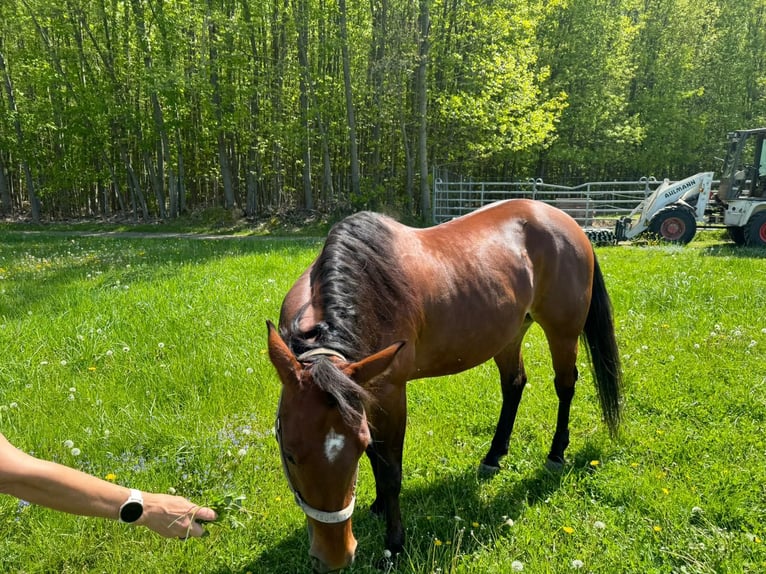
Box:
(375, 550), (396, 572)
(545, 457), (564, 472)
(478, 462), (501, 478)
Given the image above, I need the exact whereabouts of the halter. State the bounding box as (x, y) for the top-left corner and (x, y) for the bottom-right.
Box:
(275, 348), (358, 525)
(296, 347), (348, 363)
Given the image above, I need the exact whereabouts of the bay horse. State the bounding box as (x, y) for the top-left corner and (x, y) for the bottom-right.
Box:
(267, 199), (622, 572)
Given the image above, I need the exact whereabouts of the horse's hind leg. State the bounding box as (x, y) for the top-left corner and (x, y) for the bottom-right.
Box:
(545, 334), (580, 468)
(481, 330), (530, 473)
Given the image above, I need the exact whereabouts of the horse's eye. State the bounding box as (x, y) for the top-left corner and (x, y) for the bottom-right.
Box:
(285, 453), (297, 465)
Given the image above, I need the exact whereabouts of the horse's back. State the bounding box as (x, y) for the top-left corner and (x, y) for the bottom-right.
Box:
(391, 200), (594, 377)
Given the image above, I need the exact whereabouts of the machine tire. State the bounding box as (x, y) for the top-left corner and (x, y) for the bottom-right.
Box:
(648, 205), (697, 244)
(727, 226), (746, 245)
(744, 211), (766, 247)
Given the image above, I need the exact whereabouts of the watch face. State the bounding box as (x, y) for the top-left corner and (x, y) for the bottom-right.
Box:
(120, 501), (143, 523)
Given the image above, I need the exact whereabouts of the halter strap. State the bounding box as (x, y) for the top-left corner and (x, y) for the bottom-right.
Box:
(275, 411), (357, 524)
(296, 347), (348, 363)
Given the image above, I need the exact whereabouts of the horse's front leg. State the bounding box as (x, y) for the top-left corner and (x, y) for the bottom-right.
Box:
(366, 387), (408, 559)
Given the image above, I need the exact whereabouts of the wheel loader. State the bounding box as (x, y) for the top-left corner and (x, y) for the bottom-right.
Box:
(614, 128), (766, 246)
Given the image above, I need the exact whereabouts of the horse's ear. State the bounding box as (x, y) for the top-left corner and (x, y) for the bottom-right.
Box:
(343, 341), (406, 385)
(266, 320), (301, 385)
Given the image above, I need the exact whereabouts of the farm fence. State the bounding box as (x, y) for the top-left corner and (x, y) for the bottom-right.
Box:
(432, 169), (678, 226)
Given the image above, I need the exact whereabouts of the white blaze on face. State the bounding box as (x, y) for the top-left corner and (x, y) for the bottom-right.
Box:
(324, 428), (346, 464)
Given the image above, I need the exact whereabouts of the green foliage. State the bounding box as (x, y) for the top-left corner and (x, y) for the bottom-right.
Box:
(1, 230), (765, 572)
(2, 0), (765, 219)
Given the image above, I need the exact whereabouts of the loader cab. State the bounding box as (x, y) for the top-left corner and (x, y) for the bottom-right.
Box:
(718, 128), (766, 201)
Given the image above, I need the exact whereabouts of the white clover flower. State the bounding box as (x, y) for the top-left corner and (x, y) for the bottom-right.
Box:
(63, 440), (74, 449)
(594, 520), (606, 530)
(238, 448), (248, 457)
(69, 387), (76, 393)
(504, 517), (515, 527)
(158, 342), (165, 349)
(68, 394), (75, 401)
(246, 367), (254, 375)
(691, 506), (703, 515)
(571, 559), (584, 569)
(60, 360), (68, 366)
(123, 346), (130, 353)
(748, 340), (757, 348)
(106, 350), (114, 357)
(9, 402), (18, 409)
(511, 560), (524, 571)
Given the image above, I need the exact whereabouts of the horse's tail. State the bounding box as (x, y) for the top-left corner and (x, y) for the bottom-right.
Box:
(581, 252), (623, 438)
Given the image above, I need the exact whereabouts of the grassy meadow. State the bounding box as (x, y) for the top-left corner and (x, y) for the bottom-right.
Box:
(0, 228), (765, 573)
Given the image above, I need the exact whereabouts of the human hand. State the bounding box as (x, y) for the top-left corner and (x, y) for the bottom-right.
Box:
(137, 492), (218, 539)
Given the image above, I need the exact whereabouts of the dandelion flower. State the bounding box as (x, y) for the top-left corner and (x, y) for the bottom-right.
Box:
(71, 448), (81, 456)
(158, 342), (165, 349)
(63, 440), (74, 449)
(594, 520), (606, 530)
(434, 538), (442, 547)
(60, 360), (68, 366)
(662, 488), (670, 495)
(691, 506), (703, 515)
(511, 560), (524, 571)
(246, 367), (254, 375)
(563, 526), (574, 534)
(383, 549), (392, 559)
(571, 559), (584, 569)
(472, 522), (479, 528)
(88, 366), (96, 372)
(590, 460), (600, 467)
(653, 525), (662, 532)
(105, 473), (117, 481)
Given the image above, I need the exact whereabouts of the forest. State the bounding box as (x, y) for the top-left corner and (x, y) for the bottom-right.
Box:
(1, 0), (765, 222)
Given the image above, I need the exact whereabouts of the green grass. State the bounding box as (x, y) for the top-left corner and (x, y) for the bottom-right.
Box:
(1, 228), (765, 573)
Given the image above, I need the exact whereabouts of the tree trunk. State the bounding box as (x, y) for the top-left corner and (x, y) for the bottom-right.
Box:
(416, 0), (431, 221)
(0, 152), (11, 215)
(208, 8), (235, 210)
(338, 0), (361, 199)
(293, 0), (314, 210)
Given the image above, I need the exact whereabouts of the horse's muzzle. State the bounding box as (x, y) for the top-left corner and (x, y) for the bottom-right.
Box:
(308, 521), (357, 572)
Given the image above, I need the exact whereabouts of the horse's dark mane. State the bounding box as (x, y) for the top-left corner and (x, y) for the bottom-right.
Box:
(290, 211), (417, 360)
(286, 211), (418, 424)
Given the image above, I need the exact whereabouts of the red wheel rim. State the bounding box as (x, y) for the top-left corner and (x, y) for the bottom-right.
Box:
(660, 218), (685, 240)
(759, 221), (766, 243)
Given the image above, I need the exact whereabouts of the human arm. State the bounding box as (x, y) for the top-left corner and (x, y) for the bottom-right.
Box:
(0, 433), (217, 538)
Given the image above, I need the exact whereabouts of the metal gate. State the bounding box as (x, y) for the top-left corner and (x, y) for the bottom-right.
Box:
(432, 170), (664, 226)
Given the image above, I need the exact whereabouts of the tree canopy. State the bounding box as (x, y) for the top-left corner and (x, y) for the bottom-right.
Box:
(1, 0), (765, 221)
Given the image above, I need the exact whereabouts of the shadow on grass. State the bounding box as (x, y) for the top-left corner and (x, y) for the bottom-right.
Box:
(225, 444), (605, 573)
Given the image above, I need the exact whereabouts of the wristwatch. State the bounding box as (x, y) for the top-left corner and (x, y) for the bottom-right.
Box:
(118, 489), (144, 523)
